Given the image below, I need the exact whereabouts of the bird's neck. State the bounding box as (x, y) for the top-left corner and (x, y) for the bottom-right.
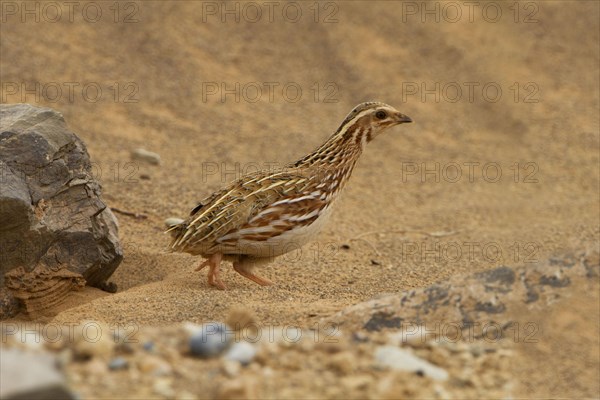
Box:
(293, 124), (371, 169)
(291, 125), (372, 201)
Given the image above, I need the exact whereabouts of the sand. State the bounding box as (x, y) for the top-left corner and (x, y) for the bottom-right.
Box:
(1, 1), (598, 397)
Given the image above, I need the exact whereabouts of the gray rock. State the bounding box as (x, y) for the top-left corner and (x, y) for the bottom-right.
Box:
(375, 345), (449, 381)
(0, 104), (122, 318)
(108, 357), (129, 371)
(189, 322), (232, 358)
(323, 251), (599, 334)
(142, 341), (155, 352)
(0, 347), (76, 399)
(224, 341), (256, 365)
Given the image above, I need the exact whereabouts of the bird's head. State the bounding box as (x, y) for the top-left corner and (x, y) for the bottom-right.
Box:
(335, 102), (412, 146)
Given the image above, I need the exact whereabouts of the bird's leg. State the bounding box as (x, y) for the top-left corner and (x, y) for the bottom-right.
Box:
(233, 258), (274, 287)
(195, 253), (226, 290)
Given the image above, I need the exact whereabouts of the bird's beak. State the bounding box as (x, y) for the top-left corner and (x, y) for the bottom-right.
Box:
(396, 113), (413, 124)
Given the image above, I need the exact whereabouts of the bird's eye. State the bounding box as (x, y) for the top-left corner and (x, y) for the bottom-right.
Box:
(375, 111), (387, 120)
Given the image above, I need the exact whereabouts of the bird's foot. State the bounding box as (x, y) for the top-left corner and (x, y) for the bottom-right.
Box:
(196, 254), (227, 290)
(233, 262), (274, 286)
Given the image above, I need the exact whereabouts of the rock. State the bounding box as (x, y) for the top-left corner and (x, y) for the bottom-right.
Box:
(189, 322), (232, 358)
(224, 341), (256, 365)
(0, 104), (122, 318)
(275, 326), (305, 348)
(0, 347), (75, 399)
(323, 251), (598, 333)
(108, 357), (129, 370)
(142, 341), (155, 352)
(375, 346), (448, 381)
(4, 266), (85, 317)
(131, 148), (161, 165)
(388, 325), (433, 347)
(0, 289), (20, 319)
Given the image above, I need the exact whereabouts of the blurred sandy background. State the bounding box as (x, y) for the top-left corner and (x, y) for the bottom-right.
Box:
(1, 0), (599, 397)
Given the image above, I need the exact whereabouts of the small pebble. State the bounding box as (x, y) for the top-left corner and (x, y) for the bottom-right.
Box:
(224, 342), (256, 365)
(108, 357), (129, 371)
(189, 322), (232, 358)
(352, 332), (369, 343)
(140, 174), (151, 180)
(143, 341), (155, 352)
(131, 148), (161, 165)
(375, 345), (448, 381)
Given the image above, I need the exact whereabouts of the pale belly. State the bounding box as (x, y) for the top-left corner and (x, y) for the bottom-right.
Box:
(216, 205), (335, 258)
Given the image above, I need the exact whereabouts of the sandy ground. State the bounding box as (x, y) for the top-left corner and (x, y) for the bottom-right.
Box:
(1, 0), (599, 398)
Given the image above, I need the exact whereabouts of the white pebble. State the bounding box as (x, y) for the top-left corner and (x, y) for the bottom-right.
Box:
(189, 322), (232, 358)
(375, 345), (449, 381)
(224, 342), (256, 365)
(131, 148), (161, 165)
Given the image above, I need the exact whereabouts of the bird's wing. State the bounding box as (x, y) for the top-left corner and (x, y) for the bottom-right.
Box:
(215, 185), (327, 246)
(170, 169), (323, 253)
(189, 189), (227, 216)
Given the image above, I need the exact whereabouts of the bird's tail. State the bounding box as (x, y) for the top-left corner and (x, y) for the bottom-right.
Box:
(164, 217), (186, 239)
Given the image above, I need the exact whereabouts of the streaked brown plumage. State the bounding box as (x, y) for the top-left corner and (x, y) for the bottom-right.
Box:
(167, 102), (412, 289)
